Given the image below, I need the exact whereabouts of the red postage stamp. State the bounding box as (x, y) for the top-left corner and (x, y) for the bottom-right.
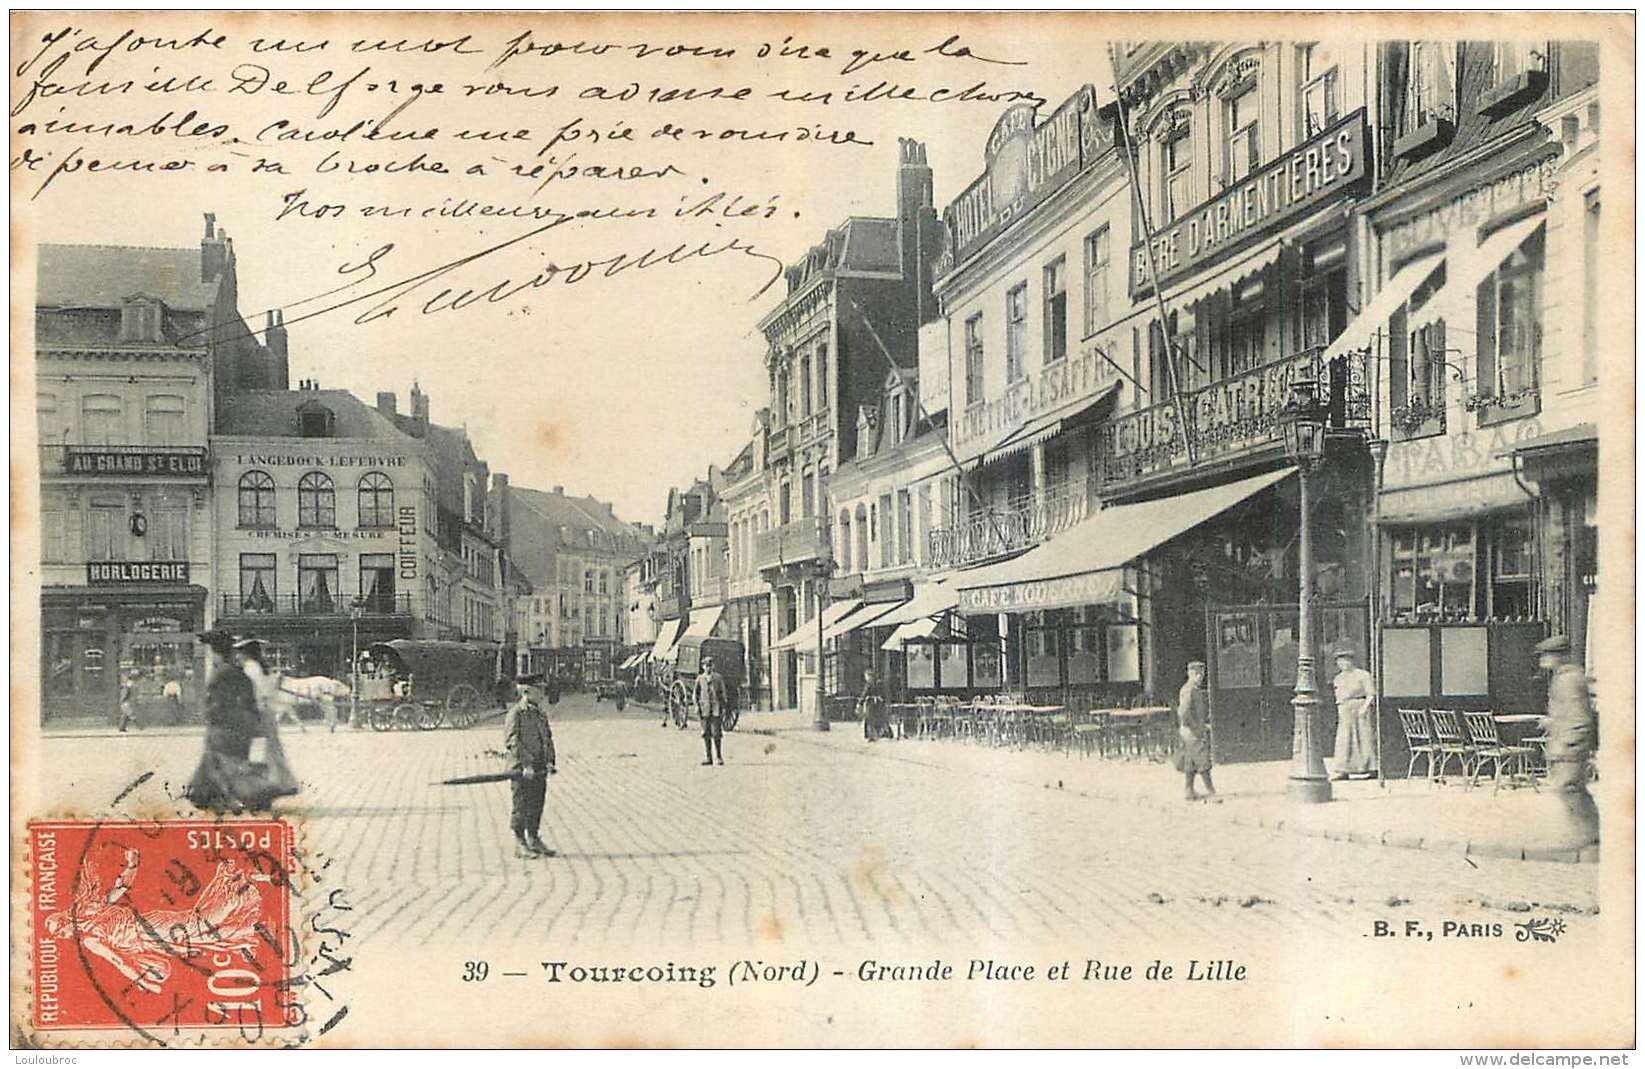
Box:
(30, 819), (297, 1037)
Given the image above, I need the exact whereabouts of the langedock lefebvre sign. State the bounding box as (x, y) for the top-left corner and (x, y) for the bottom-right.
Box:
(942, 85), (1112, 268)
(1129, 110), (1370, 297)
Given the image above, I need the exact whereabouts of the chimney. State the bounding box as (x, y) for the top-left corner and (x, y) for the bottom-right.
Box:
(895, 138), (940, 325)
(265, 308), (289, 389)
(410, 379), (429, 427)
(201, 212), (229, 282)
(376, 391), (397, 416)
(493, 473), (511, 544)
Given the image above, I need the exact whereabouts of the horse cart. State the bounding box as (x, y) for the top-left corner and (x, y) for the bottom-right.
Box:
(664, 635), (744, 731)
(358, 640), (509, 731)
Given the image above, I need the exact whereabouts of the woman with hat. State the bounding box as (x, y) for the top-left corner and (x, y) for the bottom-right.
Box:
(185, 631), (264, 810)
(1329, 644), (1378, 781)
(235, 638), (300, 802)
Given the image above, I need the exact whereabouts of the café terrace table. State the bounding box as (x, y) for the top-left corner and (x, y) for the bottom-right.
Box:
(1095, 705), (1174, 759)
(1494, 712), (1548, 779)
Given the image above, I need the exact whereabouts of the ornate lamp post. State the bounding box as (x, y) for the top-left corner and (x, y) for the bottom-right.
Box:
(348, 596), (366, 729)
(1279, 377), (1332, 804)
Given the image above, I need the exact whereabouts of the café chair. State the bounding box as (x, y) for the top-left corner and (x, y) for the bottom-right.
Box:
(1427, 709), (1474, 785)
(1397, 708), (1439, 781)
(1464, 712), (1539, 793)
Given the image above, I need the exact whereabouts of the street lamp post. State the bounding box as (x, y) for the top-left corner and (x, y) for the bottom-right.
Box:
(1279, 378), (1332, 805)
(813, 559), (832, 733)
(348, 597), (365, 729)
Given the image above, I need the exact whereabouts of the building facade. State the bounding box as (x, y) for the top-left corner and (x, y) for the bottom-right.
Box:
(35, 218), (276, 721)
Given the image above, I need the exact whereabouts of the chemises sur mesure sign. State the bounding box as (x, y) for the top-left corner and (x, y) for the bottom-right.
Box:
(1129, 111), (1370, 296)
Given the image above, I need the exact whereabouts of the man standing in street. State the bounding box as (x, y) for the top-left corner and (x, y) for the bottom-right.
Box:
(695, 656), (728, 766)
(116, 673), (138, 732)
(1176, 661), (1218, 803)
(504, 675), (557, 859)
(1537, 635), (1598, 844)
(1328, 644), (1378, 780)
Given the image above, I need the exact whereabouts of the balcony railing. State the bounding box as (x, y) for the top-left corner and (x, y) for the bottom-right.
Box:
(766, 424), (794, 463)
(1096, 345), (1369, 487)
(755, 516), (830, 572)
(218, 592), (412, 618)
(42, 444), (209, 478)
(926, 479), (1093, 570)
(656, 593), (686, 620)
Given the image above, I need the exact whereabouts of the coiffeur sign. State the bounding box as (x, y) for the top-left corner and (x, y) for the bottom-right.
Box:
(1130, 110), (1369, 296)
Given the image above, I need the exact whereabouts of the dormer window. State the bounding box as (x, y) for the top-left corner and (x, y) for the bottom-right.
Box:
(120, 297), (162, 343)
(296, 401), (334, 438)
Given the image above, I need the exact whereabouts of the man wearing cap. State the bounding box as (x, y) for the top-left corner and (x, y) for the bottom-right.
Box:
(185, 631), (263, 810)
(1176, 661), (1218, 802)
(1329, 644), (1378, 781)
(1536, 635), (1598, 841)
(695, 656), (728, 766)
(504, 675), (557, 859)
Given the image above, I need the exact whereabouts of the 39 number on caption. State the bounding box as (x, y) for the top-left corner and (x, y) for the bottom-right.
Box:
(462, 961), (489, 982)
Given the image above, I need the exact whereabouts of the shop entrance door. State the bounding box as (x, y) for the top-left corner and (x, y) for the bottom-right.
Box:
(1205, 601), (1369, 764)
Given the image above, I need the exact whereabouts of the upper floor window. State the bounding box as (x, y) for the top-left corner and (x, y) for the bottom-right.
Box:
(144, 394), (186, 447)
(964, 314), (985, 405)
(1224, 84), (1260, 184)
(599, 571), (609, 595)
(37, 392), (62, 443)
(815, 343), (829, 412)
(837, 509), (853, 572)
(1084, 227), (1111, 335)
(120, 298), (161, 343)
(87, 499), (125, 561)
(1405, 41), (1458, 130)
(1160, 124), (1194, 220)
(1005, 283), (1028, 382)
(238, 470), (277, 528)
(148, 501), (189, 561)
(799, 354), (813, 417)
(1298, 43), (1342, 137)
(1493, 41), (1545, 84)
(1043, 258), (1067, 363)
(298, 471), (337, 529)
(358, 472), (395, 528)
(82, 394), (123, 445)
(1477, 227), (1545, 402)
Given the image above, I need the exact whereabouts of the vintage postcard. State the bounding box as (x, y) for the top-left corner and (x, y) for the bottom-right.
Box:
(9, 10), (1634, 1050)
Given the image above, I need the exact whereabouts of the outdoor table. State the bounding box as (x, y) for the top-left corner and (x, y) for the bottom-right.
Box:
(1494, 713), (1548, 777)
(888, 703), (921, 739)
(1100, 706), (1173, 758)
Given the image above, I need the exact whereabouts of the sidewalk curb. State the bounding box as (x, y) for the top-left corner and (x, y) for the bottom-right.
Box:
(743, 724), (1598, 865)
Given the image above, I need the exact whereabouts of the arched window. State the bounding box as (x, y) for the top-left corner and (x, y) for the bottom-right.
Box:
(238, 471), (276, 529)
(357, 472), (395, 528)
(298, 471), (336, 529)
(838, 509), (853, 573)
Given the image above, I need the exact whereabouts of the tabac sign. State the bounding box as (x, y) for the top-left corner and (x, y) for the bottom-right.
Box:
(1130, 110), (1369, 296)
(944, 85), (1111, 266)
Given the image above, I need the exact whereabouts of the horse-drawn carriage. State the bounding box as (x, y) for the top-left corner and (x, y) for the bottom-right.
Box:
(663, 635), (744, 731)
(358, 640), (510, 731)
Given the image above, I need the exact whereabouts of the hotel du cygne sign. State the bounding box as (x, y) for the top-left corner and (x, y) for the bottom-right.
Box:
(1129, 110), (1370, 296)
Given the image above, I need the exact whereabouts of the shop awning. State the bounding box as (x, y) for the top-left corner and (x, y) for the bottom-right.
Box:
(769, 599), (860, 651)
(872, 578), (959, 629)
(1158, 234), (1287, 312)
(1377, 471), (1534, 525)
(968, 382), (1122, 469)
(880, 616), (944, 651)
(650, 618), (683, 662)
(1509, 422), (1597, 456)
(1411, 214), (1546, 333)
(1322, 249), (1446, 365)
(680, 604), (725, 642)
(954, 467), (1295, 614)
(826, 600), (903, 639)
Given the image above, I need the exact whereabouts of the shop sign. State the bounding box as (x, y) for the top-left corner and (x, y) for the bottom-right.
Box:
(248, 528), (391, 541)
(1383, 419), (1545, 490)
(232, 453), (408, 467)
(1130, 110), (1369, 296)
(132, 616), (183, 632)
(398, 505), (418, 580)
(959, 569), (1123, 614)
(944, 85), (1110, 266)
(954, 346), (1115, 460)
(65, 449), (206, 476)
(86, 561), (189, 584)
(1381, 155), (1559, 266)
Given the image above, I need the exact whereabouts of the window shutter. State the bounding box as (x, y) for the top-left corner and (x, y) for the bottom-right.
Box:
(1476, 274), (1498, 397)
(1388, 307), (1409, 410)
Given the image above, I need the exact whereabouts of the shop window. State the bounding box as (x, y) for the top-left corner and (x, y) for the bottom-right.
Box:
(1489, 514), (1535, 618)
(1298, 43), (1342, 136)
(1106, 622), (1142, 683)
(360, 553), (396, 611)
(238, 471), (276, 529)
(1475, 227), (1544, 423)
(240, 553), (277, 613)
(897, 490), (913, 566)
(1389, 523), (1476, 622)
(82, 394), (123, 446)
(1026, 627), (1061, 687)
(357, 472), (395, 528)
(1224, 84), (1260, 185)
(297, 471), (336, 529)
(964, 314), (985, 405)
(1160, 124), (1194, 220)
(1068, 608), (1103, 685)
(1043, 258), (1067, 363)
(907, 643), (936, 688)
(1005, 283), (1028, 383)
(86, 502), (123, 561)
(1084, 227), (1111, 334)
(298, 553), (339, 614)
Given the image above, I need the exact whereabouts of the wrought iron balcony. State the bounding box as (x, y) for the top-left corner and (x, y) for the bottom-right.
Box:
(926, 479), (1093, 569)
(218, 592), (412, 619)
(755, 516), (830, 573)
(1096, 345), (1369, 487)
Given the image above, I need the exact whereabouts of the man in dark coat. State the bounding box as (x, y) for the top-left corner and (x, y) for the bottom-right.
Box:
(185, 631), (263, 811)
(1537, 634), (1598, 843)
(1176, 661), (1218, 802)
(695, 657), (728, 766)
(505, 675), (557, 859)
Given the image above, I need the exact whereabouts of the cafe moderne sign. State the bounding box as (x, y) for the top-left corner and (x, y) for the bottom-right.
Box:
(1130, 111), (1370, 296)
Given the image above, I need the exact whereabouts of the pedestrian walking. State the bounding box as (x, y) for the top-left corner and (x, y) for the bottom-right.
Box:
(1328, 644), (1378, 780)
(858, 669), (888, 742)
(185, 631), (264, 811)
(1537, 635), (1598, 843)
(163, 677), (184, 725)
(236, 639), (299, 801)
(116, 673), (138, 732)
(1175, 661), (1219, 803)
(695, 656), (728, 766)
(504, 675), (557, 859)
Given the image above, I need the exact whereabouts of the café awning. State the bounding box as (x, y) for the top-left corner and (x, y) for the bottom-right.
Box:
(1377, 471), (1534, 525)
(954, 467), (1295, 614)
(769, 599), (860, 651)
(880, 616), (944, 652)
(680, 604), (725, 642)
(827, 600), (903, 638)
(650, 618), (683, 662)
(872, 579), (959, 629)
(1158, 233), (1287, 313)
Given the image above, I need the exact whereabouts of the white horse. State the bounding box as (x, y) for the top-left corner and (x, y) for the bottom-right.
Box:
(274, 675), (351, 731)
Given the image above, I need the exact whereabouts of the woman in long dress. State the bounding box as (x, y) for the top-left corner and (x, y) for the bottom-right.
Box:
(185, 630), (264, 810)
(235, 639), (300, 801)
(1329, 645), (1378, 780)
